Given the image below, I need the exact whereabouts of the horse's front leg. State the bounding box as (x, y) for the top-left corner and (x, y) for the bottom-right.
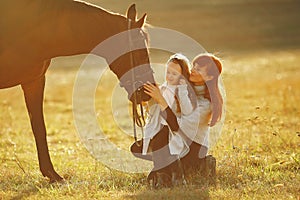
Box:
(21, 76), (63, 183)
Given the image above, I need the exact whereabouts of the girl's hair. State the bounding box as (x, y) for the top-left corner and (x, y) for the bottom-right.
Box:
(192, 53), (223, 126)
(167, 53), (197, 113)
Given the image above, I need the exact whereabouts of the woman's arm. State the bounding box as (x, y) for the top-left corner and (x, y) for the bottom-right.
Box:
(144, 82), (179, 131)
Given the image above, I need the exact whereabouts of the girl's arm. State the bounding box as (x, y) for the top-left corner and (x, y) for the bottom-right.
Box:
(144, 82), (179, 131)
(177, 81), (194, 115)
(144, 82), (168, 110)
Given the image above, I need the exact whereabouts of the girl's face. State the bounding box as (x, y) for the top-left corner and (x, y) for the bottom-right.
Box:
(189, 63), (212, 84)
(166, 62), (182, 85)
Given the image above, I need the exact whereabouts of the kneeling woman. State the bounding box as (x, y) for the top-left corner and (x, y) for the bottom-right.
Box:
(131, 53), (223, 185)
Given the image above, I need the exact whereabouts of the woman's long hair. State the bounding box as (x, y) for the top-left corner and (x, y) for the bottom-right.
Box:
(167, 54), (197, 113)
(192, 54), (223, 126)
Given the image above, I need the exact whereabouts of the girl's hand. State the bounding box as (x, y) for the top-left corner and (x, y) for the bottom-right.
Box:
(179, 79), (186, 85)
(144, 82), (168, 110)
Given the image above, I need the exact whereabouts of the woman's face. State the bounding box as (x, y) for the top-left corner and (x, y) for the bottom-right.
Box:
(189, 63), (211, 84)
(166, 62), (182, 85)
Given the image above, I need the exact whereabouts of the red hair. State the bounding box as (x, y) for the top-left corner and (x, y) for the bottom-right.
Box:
(192, 54), (223, 126)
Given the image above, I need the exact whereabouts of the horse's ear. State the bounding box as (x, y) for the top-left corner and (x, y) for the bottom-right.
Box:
(136, 13), (147, 28)
(126, 4), (136, 21)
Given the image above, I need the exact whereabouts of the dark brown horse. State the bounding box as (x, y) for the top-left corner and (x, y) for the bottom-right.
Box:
(0, 1), (154, 182)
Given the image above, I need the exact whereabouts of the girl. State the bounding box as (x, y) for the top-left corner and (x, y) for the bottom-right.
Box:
(142, 53), (196, 157)
(131, 53), (196, 184)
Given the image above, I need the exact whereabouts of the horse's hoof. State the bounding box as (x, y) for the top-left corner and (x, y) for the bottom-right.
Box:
(49, 176), (64, 184)
(49, 177), (65, 184)
(42, 170), (64, 183)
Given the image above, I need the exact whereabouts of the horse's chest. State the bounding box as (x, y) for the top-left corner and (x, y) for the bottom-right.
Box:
(0, 54), (47, 89)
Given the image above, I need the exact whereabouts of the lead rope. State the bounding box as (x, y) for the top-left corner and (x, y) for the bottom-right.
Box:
(132, 99), (145, 147)
(128, 19), (145, 147)
(132, 91), (146, 147)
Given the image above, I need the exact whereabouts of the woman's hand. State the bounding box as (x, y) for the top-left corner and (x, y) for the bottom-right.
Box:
(144, 82), (168, 110)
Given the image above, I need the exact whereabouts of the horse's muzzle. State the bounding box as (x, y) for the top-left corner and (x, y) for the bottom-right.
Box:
(129, 86), (151, 104)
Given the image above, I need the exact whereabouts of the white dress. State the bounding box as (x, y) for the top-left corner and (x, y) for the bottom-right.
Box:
(142, 82), (194, 155)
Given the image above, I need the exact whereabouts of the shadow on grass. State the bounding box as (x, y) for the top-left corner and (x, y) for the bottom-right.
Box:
(10, 185), (40, 200)
(0, 175), (52, 200)
(126, 187), (210, 200)
(123, 176), (215, 200)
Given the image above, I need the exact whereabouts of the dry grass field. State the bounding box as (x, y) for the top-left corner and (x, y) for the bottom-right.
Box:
(0, 0), (299, 199)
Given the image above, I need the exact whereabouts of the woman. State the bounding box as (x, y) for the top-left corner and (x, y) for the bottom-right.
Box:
(132, 53), (223, 186)
(178, 53), (223, 173)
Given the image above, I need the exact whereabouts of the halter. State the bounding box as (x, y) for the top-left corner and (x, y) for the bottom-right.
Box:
(127, 19), (146, 146)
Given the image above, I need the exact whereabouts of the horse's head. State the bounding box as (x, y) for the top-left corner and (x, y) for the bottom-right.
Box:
(108, 4), (155, 104)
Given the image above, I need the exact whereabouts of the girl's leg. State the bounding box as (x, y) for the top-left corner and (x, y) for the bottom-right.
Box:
(130, 126), (178, 177)
(130, 140), (152, 161)
(151, 126), (178, 172)
(130, 106), (179, 163)
(149, 126), (183, 187)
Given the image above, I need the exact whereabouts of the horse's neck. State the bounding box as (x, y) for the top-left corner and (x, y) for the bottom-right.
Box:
(47, 0), (128, 59)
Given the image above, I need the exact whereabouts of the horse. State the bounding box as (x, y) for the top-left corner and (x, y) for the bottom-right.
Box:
(0, 1), (154, 183)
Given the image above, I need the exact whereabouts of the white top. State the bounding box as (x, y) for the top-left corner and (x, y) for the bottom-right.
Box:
(168, 85), (212, 157)
(142, 82), (194, 155)
(179, 85), (211, 151)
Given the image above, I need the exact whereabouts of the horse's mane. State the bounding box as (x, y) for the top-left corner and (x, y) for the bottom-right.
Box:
(72, 0), (127, 20)
(75, 1), (151, 46)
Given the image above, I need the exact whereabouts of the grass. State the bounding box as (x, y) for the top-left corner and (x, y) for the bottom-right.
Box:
(1, 0), (300, 199)
(1, 50), (299, 199)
